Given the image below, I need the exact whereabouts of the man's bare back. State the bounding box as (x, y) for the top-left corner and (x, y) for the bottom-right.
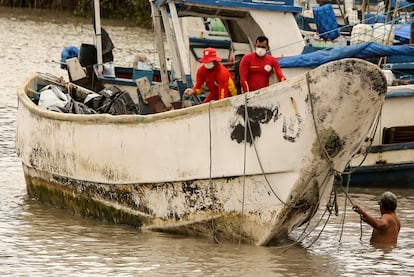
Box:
(353, 191), (400, 245)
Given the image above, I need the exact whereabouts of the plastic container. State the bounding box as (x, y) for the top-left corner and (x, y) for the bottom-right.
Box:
(372, 23), (394, 45)
(350, 24), (373, 45)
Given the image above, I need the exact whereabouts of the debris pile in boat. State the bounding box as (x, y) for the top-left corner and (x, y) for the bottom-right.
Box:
(34, 84), (139, 115)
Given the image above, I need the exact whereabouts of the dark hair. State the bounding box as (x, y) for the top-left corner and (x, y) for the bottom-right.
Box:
(256, 36), (269, 44)
(380, 191), (397, 211)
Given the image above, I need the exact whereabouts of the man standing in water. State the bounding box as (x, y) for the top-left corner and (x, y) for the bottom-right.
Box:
(353, 191), (401, 245)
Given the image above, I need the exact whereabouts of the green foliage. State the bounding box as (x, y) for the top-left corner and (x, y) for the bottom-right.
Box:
(0, 0), (152, 28)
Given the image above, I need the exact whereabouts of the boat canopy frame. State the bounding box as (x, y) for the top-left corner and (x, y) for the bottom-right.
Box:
(152, 0), (304, 90)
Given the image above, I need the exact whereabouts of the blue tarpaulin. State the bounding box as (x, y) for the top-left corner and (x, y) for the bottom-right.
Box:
(394, 24), (411, 44)
(312, 4), (340, 40)
(279, 42), (414, 68)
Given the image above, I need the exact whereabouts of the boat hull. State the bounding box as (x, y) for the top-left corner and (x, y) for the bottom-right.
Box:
(16, 59), (386, 245)
(23, 164), (324, 245)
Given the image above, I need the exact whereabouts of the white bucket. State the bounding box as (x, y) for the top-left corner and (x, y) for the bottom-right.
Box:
(103, 62), (115, 78)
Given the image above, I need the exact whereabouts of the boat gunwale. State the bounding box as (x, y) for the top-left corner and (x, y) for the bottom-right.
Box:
(17, 73), (239, 125)
(367, 141), (414, 153)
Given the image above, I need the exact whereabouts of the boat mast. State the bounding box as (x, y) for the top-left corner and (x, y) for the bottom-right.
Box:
(93, 0), (103, 74)
(150, 0), (169, 91)
(167, 1), (193, 88)
(158, 5), (183, 82)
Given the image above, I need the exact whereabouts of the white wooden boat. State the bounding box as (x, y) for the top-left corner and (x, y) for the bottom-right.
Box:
(16, 58), (386, 245)
(344, 84), (414, 187)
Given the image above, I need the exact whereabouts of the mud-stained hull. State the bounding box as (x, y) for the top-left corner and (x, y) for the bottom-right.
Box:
(16, 59), (387, 245)
(23, 164), (323, 245)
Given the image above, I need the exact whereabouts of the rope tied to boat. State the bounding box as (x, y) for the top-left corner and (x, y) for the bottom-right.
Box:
(208, 101), (220, 244)
(240, 93), (305, 208)
(301, 72), (362, 246)
(305, 71), (382, 243)
(237, 70), (378, 245)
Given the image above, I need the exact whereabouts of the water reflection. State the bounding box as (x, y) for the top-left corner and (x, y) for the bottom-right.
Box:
(9, 198), (345, 276)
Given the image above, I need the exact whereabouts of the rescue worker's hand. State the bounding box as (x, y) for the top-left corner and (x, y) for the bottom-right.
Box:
(184, 88), (194, 96)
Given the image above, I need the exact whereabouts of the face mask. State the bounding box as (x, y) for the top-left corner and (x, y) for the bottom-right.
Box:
(255, 47), (267, 57)
(204, 62), (215, 69)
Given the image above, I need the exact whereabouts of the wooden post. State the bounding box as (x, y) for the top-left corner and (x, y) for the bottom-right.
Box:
(411, 5), (414, 44)
(149, 0), (169, 91)
(168, 1), (193, 87)
(93, 0), (103, 75)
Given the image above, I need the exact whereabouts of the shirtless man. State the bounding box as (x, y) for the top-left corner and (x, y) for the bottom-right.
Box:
(353, 191), (401, 245)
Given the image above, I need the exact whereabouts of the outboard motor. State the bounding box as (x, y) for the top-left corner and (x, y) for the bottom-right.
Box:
(79, 27), (114, 67)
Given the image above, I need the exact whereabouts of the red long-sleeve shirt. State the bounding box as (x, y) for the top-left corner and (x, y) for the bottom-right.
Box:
(193, 63), (237, 103)
(239, 52), (286, 93)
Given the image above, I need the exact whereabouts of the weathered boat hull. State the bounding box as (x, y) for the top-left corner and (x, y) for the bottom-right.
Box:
(16, 59), (386, 245)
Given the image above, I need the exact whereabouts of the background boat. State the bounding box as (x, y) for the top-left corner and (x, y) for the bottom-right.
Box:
(343, 84), (414, 188)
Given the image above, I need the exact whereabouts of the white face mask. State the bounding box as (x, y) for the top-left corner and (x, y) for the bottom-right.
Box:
(204, 62), (215, 69)
(255, 47), (267, 57)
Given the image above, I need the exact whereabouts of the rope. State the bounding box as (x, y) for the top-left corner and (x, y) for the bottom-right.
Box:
(358, 108), (382, 168)
(208, 102), (220, 244)
(306, 73), (334, 170)
(304, 206), (333, 248)
(338, 175), (349, 242)
(257, 72), (343, 246)
(335, 174), (367, 241)
(291, 170), (337, 248)
(283, 182), (338, 250)
(237, 68), (379, 245)
(298, 73), (350, 246)
(238, 94), (248, 246)
(245, 112), (289, 206)
(269, 44), (384, 248)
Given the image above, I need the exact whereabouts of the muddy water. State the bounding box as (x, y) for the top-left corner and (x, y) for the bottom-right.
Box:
(1, 8), (413, 276)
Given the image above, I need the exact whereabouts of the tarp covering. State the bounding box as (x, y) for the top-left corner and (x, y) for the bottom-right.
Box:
(394, 24), (411, 44)
(279, 42), (414, 68)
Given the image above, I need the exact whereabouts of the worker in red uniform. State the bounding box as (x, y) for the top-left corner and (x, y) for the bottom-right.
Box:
(239, 36), (286, 93)
(184, 47), (237, 103)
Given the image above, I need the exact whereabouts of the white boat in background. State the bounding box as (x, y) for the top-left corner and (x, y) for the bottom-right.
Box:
(64, 0), (308, 105)
(344, 84), (414, 187)
(16, 58), (386, 245)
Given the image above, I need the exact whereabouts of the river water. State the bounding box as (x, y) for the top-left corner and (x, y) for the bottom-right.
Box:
(1, 8), (413, 276)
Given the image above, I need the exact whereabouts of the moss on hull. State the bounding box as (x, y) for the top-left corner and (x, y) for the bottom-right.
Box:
(25, 175), (144, 228)
(312, 127), (344, 159)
